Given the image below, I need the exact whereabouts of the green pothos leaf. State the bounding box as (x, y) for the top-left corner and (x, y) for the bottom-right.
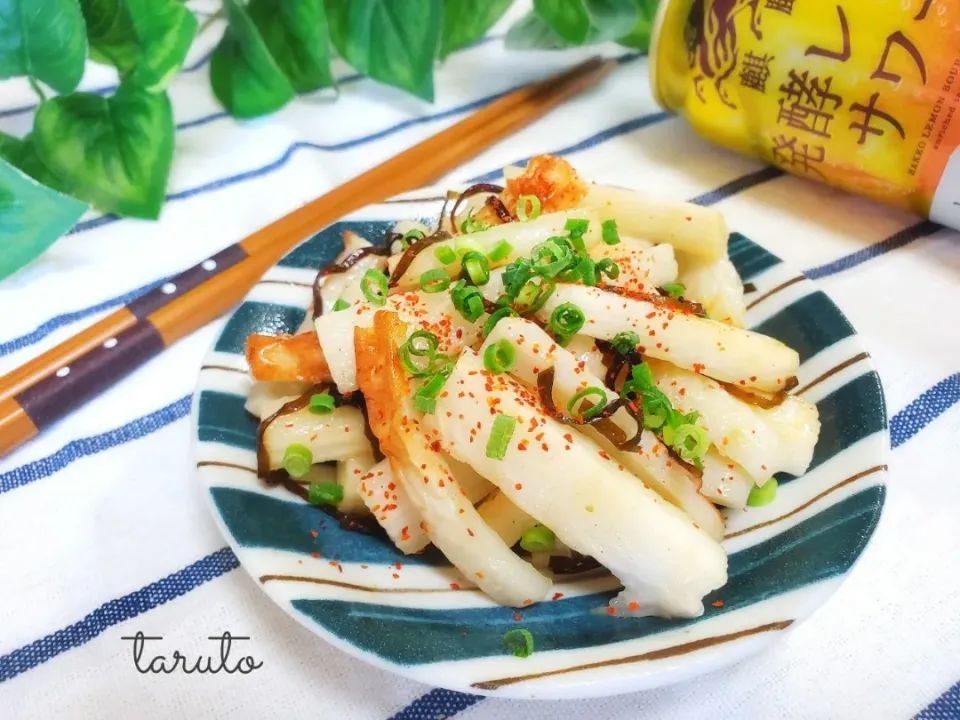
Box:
(505, 11), (573, 50)
(211, 0), (296, 118)
(31, 84), (175, 219)
(79, 0), (198, 92)
(247, 0), (335, 94)
(532, 0), (639, 45)
(616, 0), (658, 50)
(439, 0), (512, 60)
(0, 0), (87, 93)
(325, 0), (443, 101)
(0, 157), (88, 280)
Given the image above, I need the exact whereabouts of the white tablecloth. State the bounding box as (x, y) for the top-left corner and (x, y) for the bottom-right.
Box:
(1, 5), (958, 719)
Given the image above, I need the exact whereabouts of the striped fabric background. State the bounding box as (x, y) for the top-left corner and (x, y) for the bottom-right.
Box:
(1, 3), (958, 718)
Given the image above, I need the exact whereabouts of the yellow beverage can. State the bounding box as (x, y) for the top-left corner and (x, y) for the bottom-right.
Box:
(650, 0), (960, 226)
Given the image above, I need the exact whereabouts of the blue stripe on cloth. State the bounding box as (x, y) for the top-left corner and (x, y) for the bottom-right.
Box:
(0, 276), (172, 357)
(0, 373), (953, 683)
(890, 373), (960, 449)
(0, 394), (192, 495)
(916, 681), (960, 719)
(690, 166), (784, 206)
(387, 689), (484, 720)
(468, 110), (674, 183)
(804, 221), (941, 280)
(0, 547), (239, 683)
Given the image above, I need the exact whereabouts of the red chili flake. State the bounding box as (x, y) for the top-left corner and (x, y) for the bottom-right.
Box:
(344, 427), (350, 433)
(679, 388), (686, 396)
(712, 600), (724, 608)
(458, 508), (464, 514)
(522, 598), (533, 606)
(513, 613), (522, 621)
(693, 363), (705, 373)
(515, 483), (523, 490)
(450, 583), (461, 590)
(761, 464), (768, 471)
(438, 479), (445, 488)
(535, 432), (544, 442)
(475, 571), (484, 579)
(310, 552), (321, 559)
(392, 573), (400, 579)
(648, 329), (656, 337)
(456, 328), (463, 339)
(563, 433), (574, 443)
(598, 450), (611, 460)
(739, 380), (746, 386)
(750, 375), (757, 382)
(645, 311), (657, 319)
(360, 564), (368, 569)
(309, 529), (318, 538)
(606, 607), (617, 616)
(420, 521), (429, 532)
(552, 592), (565, 601)
(628, 601), (640, 612)
(541, 443), (549, 451)
(383, 504), (398, 512)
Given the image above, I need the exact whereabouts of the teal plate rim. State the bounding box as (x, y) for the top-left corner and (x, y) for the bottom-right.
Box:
(192, 185), (888, 700)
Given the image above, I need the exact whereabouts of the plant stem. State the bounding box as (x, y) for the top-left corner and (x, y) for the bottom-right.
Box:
(28, 78), (47, 103)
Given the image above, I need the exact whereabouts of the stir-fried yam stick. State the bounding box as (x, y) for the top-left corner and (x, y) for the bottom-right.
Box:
(434, 350), (727, 618)
(589, 240), (679, 295)
(338, 454), (376, 514)
(675, 252), (747, 328)
(701, 451), (754, 509)
(580, 184), (729, 262)
(392, 209), (603, 290)
(647, 358), (820, 479)
(355, 311), (551, 606)
(477, 489), (538, 547)
(482, 317), (725, 541)
(260, 405), (371, 469)
(359, 459), (430, 553)
(316, 289), (481, 393)
(537, 284), (799, 393)
(246, 332), (331, 383)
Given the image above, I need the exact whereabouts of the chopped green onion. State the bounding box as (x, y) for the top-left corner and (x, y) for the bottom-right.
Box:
(420, 269), (451, 293)
(567, 386), (608, 419)
(671, 423), (710, 463)
(461, 251), (491, 285)
(482, 306), (519, 337)
(517, 194), (541, 222)
(661, 282), (686, 299)
(361, 269), (388, 307)
(601, 218), (621, 245)
(308, 392), (336, 414)
(559, 256), (595, 286)
(483, 339), (516, 374)
(531, 239), (573, 278)
(308, 481), (343, 506)
(596, 258), (620, 280)
(402, 228), (426, 243)
(565, 218), (589, 237)
(502, 258), (534, 299)
(513, 276), (555, 313)
(747, 478), (778, 507)
(434, 245), (457, 264)
(282, 443), (313, 479)
(406, 330), (440, 357)
(332, 298), (351, 312)
(611, 331), (640, 355)
(460, 209), (489, 234)
(450, 280), (485, 322)
(519, 525), (555, 553)
(486, 414), (517, 460)
(548, 303), (585, 339)
(487, 239), (513, 263)
(503, 628), (534, 658)
(400, 331), (442, 377)
(642, 396), (671, 430)
(413, 369), (451, 414)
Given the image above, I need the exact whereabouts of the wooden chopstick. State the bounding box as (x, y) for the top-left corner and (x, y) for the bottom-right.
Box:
(0, 56), (616, 456)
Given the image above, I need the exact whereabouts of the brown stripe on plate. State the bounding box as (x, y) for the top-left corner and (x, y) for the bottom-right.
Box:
(197, 460), (257, 472)
(16, 321), (166, 430)
(259, 574), (479, 593)
(128, 244), (249, 320)
(745, 275), (805, 310)
(258, 278), (314, 289)
(471, 620), (795, 690)
(795, 352), (870, 396)
(725, 464), (887, 540)
(199, 364), (248, 375)
(381, 195), (447, 205)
